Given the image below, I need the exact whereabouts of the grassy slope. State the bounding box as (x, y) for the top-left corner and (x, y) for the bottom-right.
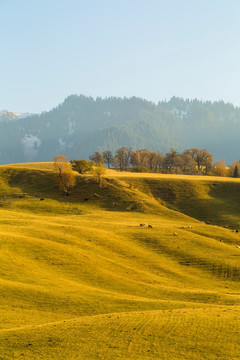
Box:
(0, 164), (240, 359)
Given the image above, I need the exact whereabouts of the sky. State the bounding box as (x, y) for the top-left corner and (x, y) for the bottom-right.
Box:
(1, 0), (240, 113)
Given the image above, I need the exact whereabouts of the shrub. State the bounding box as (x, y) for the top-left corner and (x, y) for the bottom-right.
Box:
(131, 166), (149, 173)
(70, 159), (93, 174)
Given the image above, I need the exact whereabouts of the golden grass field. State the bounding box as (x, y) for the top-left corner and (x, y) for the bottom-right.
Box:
(0, 163), (240, 359)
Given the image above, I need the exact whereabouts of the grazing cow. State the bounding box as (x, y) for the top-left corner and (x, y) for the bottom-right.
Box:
(140, 223), (147, 227)
(173, 232), (178, 236)
(188, 226), (192, 229)
(181, 226), (187, 229)
(148, 225), (153, 228)
(236, 245), (240, 249)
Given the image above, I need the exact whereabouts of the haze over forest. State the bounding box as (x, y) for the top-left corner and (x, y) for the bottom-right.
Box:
(1, 95), (240, 165)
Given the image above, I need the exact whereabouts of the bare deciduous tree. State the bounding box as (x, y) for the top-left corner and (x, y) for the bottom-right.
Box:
(114, 146), (131, 171)
(53, 155), (69, 175)
(103, 150), (113, 168)
(89, 151), (104, 165)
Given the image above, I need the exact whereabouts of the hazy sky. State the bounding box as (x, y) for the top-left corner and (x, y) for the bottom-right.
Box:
(1, 0), (240, 113)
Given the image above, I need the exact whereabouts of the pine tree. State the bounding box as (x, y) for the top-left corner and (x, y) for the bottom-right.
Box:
(233, 165), (239, 178)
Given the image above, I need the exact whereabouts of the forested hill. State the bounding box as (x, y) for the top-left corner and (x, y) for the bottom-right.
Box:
(1, 95), (240, 165)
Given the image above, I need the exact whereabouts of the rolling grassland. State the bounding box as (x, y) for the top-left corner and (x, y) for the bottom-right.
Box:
(0, 164), (240, 359)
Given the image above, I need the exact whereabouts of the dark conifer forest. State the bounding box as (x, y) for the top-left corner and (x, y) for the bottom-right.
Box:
(1, 95), (240, 165)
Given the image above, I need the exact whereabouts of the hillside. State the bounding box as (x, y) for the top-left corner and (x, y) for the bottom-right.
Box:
(1, 95), (240, 165)
(0, 164), (240, 359)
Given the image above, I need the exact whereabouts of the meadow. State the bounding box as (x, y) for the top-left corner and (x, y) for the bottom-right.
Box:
(0, 163), (240, 359)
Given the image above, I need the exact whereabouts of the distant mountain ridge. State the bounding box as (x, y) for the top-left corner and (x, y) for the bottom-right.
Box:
(1, 95), (240, 165)
(0, 110), (34, 122)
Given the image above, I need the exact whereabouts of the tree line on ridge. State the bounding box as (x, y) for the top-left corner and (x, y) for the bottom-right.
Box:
(87, 146), (240, 177)
(54, 147), (240, 195)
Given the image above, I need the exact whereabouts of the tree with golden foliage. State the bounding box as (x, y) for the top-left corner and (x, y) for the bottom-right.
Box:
(210, 159), (228, 177)
(53, 155), (76, 194)
(92, 163), (106, 187)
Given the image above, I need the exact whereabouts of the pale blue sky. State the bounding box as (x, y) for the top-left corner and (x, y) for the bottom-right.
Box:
(1, 0), (240, 112)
